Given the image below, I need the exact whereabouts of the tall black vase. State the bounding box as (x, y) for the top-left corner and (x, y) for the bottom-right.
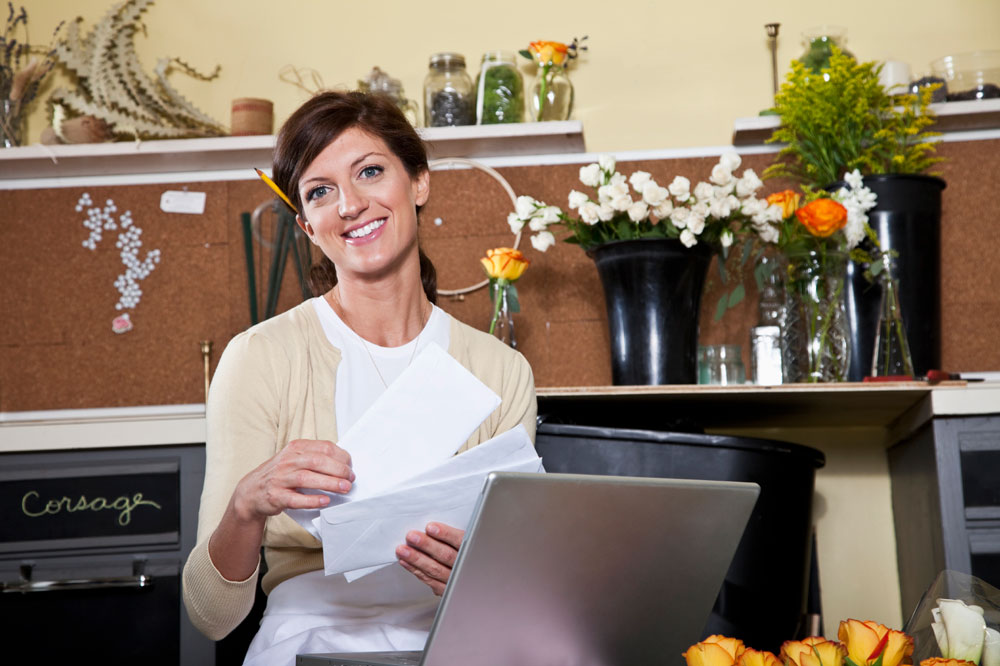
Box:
(840, 175), (946, 380)
(588, 239), (714, 385)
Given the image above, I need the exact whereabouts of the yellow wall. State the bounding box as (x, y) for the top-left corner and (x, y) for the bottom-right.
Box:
(19, 0), (1000, 152)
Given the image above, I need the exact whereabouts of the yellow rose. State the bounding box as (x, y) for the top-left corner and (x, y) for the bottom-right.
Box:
(529, 40), (569, 67)
(838, 619), (914, 666)
(766, 190), (802, 219)
(795, 198), (848, 238)
(738, 648), (782, 666)
(480, 247), (529, 282)
(782, 637), (846, 666)
(683, 635), (746, 666)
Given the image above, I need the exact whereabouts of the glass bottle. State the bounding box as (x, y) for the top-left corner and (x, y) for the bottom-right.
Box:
(489, 282), (517, 348)
(530, 64), (573, 121)
(750, 254), (785, 384)
(871, 272), (915, 378)
(423, 53), (475, 127)
(476, 51), (524, 125)
(798, 26), (855, 75)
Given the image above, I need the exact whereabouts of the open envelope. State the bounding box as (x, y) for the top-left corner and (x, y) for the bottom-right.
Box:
(319, 424), (543, 578)
(285, 343), (502, 536)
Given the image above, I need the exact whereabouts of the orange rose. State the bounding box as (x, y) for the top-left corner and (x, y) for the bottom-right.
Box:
(838, 619), (914, 666)
(767, 190), (802, 219)
(919, 659), (976, 666)
(738, 648), (782, 666)
(480, 247), (529, 282)
(683, 635), (747, 666)
(795, 199), (848, 238)
(782, 637), (847, 666)
(529, 40), (569, 67)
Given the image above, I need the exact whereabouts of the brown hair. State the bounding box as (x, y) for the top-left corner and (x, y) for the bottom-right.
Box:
(273, 91), (436, 303)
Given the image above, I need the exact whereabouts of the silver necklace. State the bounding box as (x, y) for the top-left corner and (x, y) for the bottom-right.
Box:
(331, 291), (427, 389)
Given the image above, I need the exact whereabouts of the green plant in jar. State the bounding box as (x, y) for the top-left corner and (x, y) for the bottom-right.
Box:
(476, 52), (523, 124)
(765, 45), (942, 189)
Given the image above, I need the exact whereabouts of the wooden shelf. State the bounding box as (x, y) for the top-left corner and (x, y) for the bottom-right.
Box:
(0, 121), (585, 182)
(732, 98), (1000, 145)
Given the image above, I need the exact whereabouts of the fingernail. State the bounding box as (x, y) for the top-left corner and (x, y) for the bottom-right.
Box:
(397, 546), (411, 558)
(339, 480), (351, 492)
(349, 470), (356, 482)
(406, 532), (420, 545)
(427, 524), (439, 536)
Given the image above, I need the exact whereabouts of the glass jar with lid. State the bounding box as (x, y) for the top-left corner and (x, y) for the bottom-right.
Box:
(476, 51), (524, 124)
(424, 52), (475, 127)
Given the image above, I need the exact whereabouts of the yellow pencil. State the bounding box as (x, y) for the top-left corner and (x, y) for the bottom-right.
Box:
(254, 167), (298, 213)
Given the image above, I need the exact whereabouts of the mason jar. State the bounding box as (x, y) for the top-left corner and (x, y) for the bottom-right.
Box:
(424, 53), (475, 127)
(476, 51), (524, 124)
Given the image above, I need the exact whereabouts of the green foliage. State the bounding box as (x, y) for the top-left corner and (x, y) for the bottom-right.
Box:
(765, 46), (942, 188)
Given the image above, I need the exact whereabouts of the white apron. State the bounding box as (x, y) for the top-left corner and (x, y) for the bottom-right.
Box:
(242, 566), (439, 666)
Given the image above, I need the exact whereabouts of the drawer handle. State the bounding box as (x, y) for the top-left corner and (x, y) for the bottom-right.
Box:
(2, 573), (154, 593)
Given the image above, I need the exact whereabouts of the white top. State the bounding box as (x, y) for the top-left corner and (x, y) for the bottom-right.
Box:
(244, 297), (451, 666)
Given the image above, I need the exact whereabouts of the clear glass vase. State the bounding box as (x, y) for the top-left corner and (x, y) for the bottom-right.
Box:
(781, 250), (851, 383)
(488, 281), (517, 348)
(530, 64), (573, 121)
(871, 273), (915, 377)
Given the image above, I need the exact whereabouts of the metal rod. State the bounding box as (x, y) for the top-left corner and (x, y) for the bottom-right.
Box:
(766, 23), (781, 98)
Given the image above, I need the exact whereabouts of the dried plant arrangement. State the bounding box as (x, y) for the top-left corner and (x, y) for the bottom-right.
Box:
(1, 3), (64, 146)
(48, 0), (227, 140)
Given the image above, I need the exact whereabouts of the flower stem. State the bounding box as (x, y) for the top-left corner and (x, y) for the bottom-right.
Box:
(488, 281), (506, 335)
(536, 64), (550, 121)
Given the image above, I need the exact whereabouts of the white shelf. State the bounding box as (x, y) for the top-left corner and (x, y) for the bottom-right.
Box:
(732, 98), (1000, 145)
(0, 121), (585, 182)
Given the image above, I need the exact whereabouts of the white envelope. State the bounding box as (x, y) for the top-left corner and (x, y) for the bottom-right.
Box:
(285, 343), (501, 537)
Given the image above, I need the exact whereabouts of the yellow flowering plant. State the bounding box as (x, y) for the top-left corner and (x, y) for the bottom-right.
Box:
(480, 247), (529, 336)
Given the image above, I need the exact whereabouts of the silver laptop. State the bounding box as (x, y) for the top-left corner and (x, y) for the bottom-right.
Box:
(297, 471), (759, 666)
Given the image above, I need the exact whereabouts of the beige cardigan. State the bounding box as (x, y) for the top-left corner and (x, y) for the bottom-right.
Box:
(181, 301), (537, 640)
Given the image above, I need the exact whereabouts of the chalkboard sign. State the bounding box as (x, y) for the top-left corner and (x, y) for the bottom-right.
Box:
(0, 471), (180, 545)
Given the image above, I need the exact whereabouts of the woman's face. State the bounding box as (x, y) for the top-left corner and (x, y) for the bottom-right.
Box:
(296, 126), (429, 286)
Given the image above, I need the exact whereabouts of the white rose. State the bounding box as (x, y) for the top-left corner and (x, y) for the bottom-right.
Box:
(669, 207), (690, 229)
(531, 230), (556, 252)
(598, 154), (616, 174)
(755, 222), (779, 244)
(579, 201), (602, 225)
(680, 229), (697, 247)
(652, 199), (674, 219)
(845, 168), (864, 190)
(669, 176), (691, 202)
(642, 182), (670, 207)
(568, 190), (589, 210)
(720, 152), (742, 172)
(691, 201), (710, 218)
(608, 172), (627, 187)
(598, 202), (615, 221)
(710, 163), (733, 186)
(687, 213), (706, 235)
(507, 212), (525, 234)
(709, 198), (732, 219)
(629, 171), (652, 192)
(528, 216), (548, 232)
(515, 195), (537, 220)
(720, 229), (734, 248)
(714, 180), (736, 197)
(726, 195), (741, 211)
(844, 210), (866, 249)
(741, 198), (766, 216)
(735, 168), (763, 198)
(693, 181), (715, 202)
(579, 163), (602, 188)
(627, 200), (649, 223)
(598, 179), (630, 206)
(541, 205), (561, 223)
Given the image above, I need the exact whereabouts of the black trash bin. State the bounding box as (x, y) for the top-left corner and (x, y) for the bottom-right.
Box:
(534, 422), (825, 652)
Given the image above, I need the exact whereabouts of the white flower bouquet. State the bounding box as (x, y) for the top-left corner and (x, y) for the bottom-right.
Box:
(508, 153), (776, 254)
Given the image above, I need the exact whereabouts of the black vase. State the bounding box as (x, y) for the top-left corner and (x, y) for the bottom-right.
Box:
(588, 239), (714, 385)
(839, 175), (946, 380)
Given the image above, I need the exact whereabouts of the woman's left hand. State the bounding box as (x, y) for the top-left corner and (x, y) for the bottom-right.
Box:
(395, 522), (464, 596)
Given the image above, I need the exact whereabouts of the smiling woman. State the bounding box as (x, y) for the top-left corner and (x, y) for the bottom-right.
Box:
(180, 90), (537, 666)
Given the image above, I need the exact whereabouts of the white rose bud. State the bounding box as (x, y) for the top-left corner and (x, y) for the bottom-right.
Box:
(611, 195), (633, 212)
(709, 198), (732, 219)
(735, 169), (764, 198)
(541, 206), (562, 223)
(642, 182), (670, 207)
(598, 154), (616, 174)
(693, 182), (715, 202)
(528, 216), (548, 232)
(720, 229), (734, 248)
(598, 202), (615, 221)
(680, 229), (697, 247)
(629, 171), (652, 192)
(720, 152), (742, 172)
(669, 176), (691, 201)
(669, 207), (690, 229)
(652, 199), (674, 219)
(568, 190), (589, 210)
(531, 230), (556, 252)
(627, 200), (649, 223)
(507, 212), (525, 234)
(579, 163), (602, 188)
(515, 195), (537, 220)
(710, 163), (733, 186)
(688, 213), (706, 235)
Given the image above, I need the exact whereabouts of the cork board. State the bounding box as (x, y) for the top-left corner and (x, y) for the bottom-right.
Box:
(1, 141), (998, 412)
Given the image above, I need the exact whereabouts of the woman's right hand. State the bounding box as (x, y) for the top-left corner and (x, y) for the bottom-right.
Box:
(231, 439), (355, 523)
